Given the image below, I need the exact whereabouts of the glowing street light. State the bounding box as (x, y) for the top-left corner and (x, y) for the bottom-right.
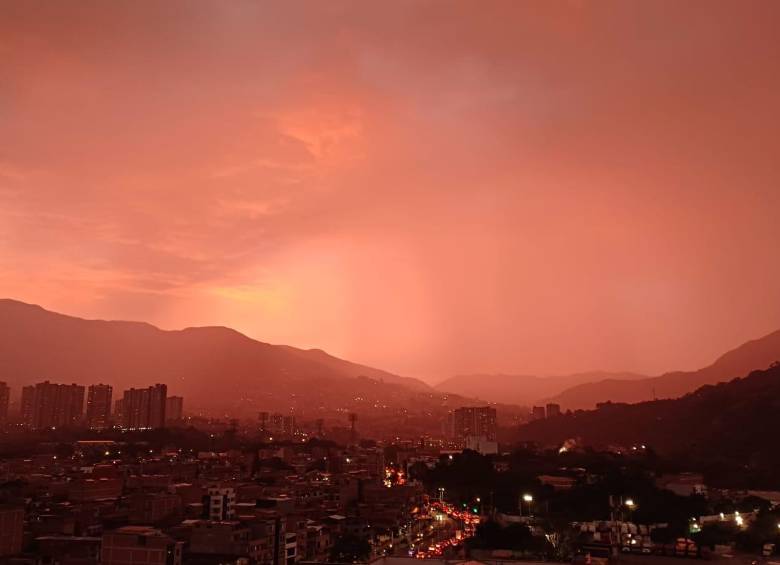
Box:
(625, 498), (635, 508)
(520, 493), (534, 517)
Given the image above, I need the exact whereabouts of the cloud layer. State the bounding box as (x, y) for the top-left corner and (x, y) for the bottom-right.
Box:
(2, 0), (780, 380)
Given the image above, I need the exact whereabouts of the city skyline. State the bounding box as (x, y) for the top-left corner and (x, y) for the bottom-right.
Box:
(2, 2), (780, 564)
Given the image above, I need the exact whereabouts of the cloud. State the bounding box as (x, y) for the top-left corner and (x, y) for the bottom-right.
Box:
(1, 0), (779, 380)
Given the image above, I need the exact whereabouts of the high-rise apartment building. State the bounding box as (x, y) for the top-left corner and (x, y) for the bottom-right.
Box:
(545, 403), (561, 418)
(0, 382), (9, 424)
(531, 406), (546, 420)
(283, 414), (296, 436)
(86, 384), (113, 430)
(258, 411), (270, 431)
(270, 413), (285, 435)
(25, 381), (85, 429)
(165, 396), (183, 423)
(120, 384), (167, 430)
(20, 385), (35, 427)
(453, 406), (497, 441)
(114, 398), (124, 422)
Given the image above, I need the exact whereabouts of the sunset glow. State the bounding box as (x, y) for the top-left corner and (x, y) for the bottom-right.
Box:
(2, 1), (780, 382)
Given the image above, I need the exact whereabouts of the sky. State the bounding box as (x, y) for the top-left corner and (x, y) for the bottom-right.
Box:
(2, 1), (780, 383)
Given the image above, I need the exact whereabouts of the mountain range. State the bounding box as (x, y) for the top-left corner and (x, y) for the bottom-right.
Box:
(435, 371), (648, 408)
(4, 297), (779, 425)
(0, 299), (471, 426)
(436, 328), (780, 410)
(516, 362), (780, 483)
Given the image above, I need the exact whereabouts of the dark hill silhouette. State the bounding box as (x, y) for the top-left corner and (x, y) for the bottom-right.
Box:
(435, 371), (648, 407)
(545, 329), (780, 409)
(517, 362), (780, 465)
(0, 298), (441, 418)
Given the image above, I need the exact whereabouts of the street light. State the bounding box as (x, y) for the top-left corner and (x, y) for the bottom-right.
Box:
(521, 494), (533, 517)
(625, 498), (635, 508)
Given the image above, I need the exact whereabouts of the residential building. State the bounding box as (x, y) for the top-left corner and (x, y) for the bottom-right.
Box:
(28, 381), (85, 429)
(102, 526), (182, 565)
(68, 478), (123, 502)
(189, 520), (251, 556)
(21, 385), (35, 426)
(546, 403), (561, 418)
(129, 493), (182, 525)
(114, 398), (124, 422)
(283, 414), (296, 436)
(205, 486), (236, 521)
(86, 384), (113, 430)
(531, 406), (546, 420)
(121, 384), (167, 430)
(453, 406), (497, 441)
(0, 382), (9, 423)
(165, 396), (183, 423)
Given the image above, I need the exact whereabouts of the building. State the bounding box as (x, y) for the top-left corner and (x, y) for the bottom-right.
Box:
(656, 473), (707, 497)
(453, 406), (497, 441)
(538, 474), (576, 490)
(121, 384), (167, 430)
(129, 493), (182, 525)
(86, 384), (113, 430)
(0, 506), (24, 556)
(531, 406), (546, 420)
(165, 396), (183, 423)
(283, 414), (296, 436)
(69, 478), (123, 502)
(21, 385), (35, 426)
(205, 487), (236, 521)
(114, 398), (124, 422)
(102, 526), (182, 565)
(258, 411), (270, 431)
(244, 515), (286, 565)
(35, 536), (101, 564)
(270, 413), (285, 435)
(465, 435), (498, 455)
(545, 403), (561, 418)
(27, 381), (85, 429)
(0, 382), (9, 423)
(189, 520), (251, 556)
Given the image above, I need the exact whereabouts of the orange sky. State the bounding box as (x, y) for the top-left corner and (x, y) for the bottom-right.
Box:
(2, 1), (780, 382)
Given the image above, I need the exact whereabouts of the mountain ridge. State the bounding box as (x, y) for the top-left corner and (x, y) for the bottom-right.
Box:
(516, 362), (780, 482)
(435, 328), (780, 410)
(544, 327), (780, 409)
(435, 371), (648, 407)
(0, 298), (439, 419)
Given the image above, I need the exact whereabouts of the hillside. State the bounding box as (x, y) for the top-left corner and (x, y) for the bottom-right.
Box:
(435, 371), (647, 407)
(0, 299), (449, 420)
(517, 363), (780, 465)
(545, 329), (780, 409)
